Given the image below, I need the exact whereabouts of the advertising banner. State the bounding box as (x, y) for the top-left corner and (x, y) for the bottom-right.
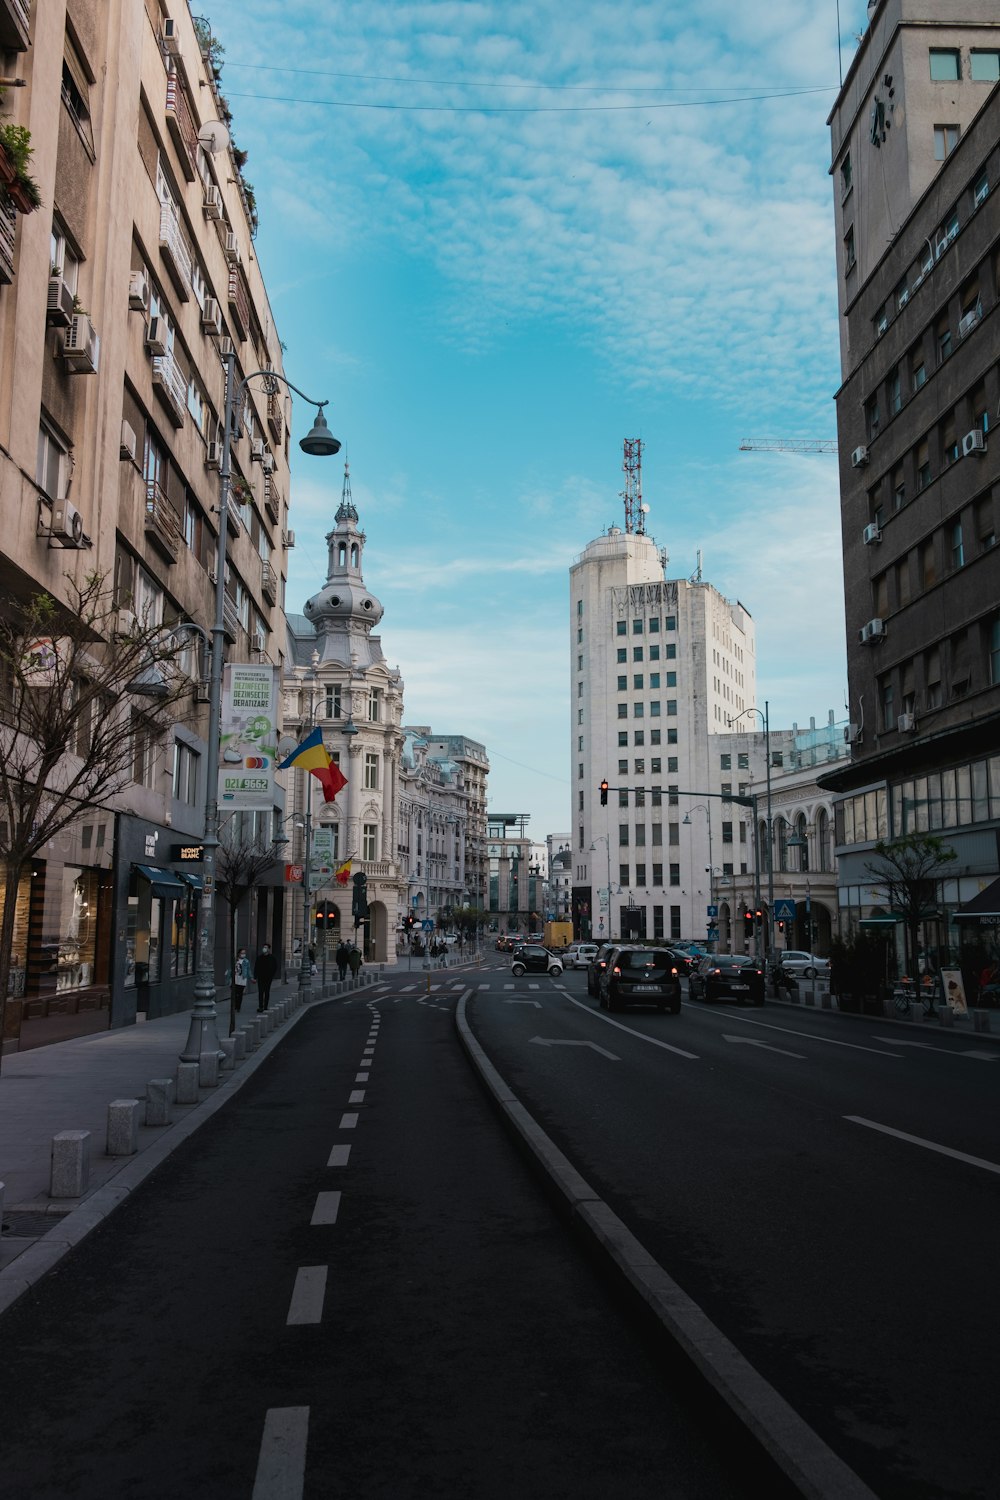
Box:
(310, 826), (335, 884)
(940, 968), (968, 1015)
(218, 663), (279, 810)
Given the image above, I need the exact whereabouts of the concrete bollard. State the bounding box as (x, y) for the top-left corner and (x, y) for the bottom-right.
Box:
(909, 1001), (925, 1022)
(937, 1005), (954, 1028)
(219, 1037), (236, 1070)
(199, 1050), (220, 1088)
(50, 1130), (90, 1198)
(233, 1029), (248, 1061)
(176, 1061), (200, 1104)
(973, 1008), (992, 1033)
(145, 1079), (175, 1126)
(106, 1099), (140, 1156)
(821, 992), (833, 1010)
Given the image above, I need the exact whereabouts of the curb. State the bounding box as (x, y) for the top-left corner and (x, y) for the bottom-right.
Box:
(454, 990), (878, 1500)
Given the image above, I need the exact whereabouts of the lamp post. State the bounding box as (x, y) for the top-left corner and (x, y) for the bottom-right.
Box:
(589, 835), (612, 941)
(181, 354), (339, 1062)
(727, 702), (774, 965)
(683, 803), (714, 945)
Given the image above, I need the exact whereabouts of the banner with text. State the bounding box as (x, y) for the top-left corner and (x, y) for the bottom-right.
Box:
(218, 663), (279, 810)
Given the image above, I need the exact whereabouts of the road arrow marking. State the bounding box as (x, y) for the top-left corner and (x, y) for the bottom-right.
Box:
(505, 999), (542, 1007)
(722, 1034), (805, 1059)
(872, 1036), (1000, 1060)
(529, 1037), (620, 1060)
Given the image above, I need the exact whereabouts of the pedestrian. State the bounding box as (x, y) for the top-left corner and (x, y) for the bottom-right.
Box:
(336, 940), (349, 980)
(348, 944), (362, 980)
(233, 948), (250, 1012)
(254, 944), (277, 1011)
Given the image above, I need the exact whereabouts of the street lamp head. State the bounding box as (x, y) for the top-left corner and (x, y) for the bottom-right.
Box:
(299, 405), (341, 457)
(127, 665), (170, 699)
(341, 715), (360, 738)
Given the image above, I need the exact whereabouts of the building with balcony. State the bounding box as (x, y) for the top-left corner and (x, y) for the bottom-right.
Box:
(399, 730), (490, 929)
(823, 0), (1000, 962)
(0, 2), (294, 1051)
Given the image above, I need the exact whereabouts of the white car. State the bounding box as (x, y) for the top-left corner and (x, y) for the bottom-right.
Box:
(777, 950), (830, 978)
(569, 943), (599, 970)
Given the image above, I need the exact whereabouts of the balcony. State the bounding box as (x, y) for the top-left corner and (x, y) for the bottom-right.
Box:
(159, 204), (192, 300)
(227, 263), (250, 342)
(0, 197), (15, 284)
(144, 480), (182, 562)
(263, 475), (280, 527)
(267, 392), (284, 444)
(222, 592), (240, 643)
(151, 351), (188, 427)
(164, 73), (198, 181)
(0, 0), (30, 52)
(261, 559), (278, 605)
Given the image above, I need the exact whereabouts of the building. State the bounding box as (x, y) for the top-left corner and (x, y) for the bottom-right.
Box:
(823, 0), (1000, 958)
(544, 833), (572, 919)
(1, 2), (293, 1050)
(401, 730), (490, 920)
(486, 815), (544, 933)
(570, 523), (765, 946)
(283, 469), (406, 964)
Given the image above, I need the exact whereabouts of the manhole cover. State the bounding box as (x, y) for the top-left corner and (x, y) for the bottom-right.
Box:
(2, 1212), (69, 1239)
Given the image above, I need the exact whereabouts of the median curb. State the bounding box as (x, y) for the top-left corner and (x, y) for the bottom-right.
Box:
(455, 990), (878, 1500)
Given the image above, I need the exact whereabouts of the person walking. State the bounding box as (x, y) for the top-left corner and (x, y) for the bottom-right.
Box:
(233, 948), (250, 1013)
(336, 941), (350, 980)
(348, 944), (362, 981)
(254, 944), (277, 1011)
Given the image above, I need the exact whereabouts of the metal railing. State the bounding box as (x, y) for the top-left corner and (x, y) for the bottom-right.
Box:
(159, 203), (192, 293)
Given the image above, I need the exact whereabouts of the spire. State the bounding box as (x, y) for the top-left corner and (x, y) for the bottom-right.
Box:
(335, 458), (358, 524)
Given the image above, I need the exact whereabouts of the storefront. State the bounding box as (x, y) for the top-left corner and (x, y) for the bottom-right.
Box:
(111, 815), (209, 1025)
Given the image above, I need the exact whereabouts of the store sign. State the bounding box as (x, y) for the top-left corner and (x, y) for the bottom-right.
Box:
(218, 664), (279, 810)
(172, 844), (204, 862)
(285, 863), (304, 885)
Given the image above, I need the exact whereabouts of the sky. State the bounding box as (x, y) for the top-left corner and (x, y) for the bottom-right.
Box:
(202, 0), (873, 837)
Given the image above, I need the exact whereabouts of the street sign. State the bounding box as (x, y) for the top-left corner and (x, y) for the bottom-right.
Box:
(774, 899), (796, 923)
(706, 927), (719, 942)
(707, 904), (718, 918)
(421, 919), (434, 932)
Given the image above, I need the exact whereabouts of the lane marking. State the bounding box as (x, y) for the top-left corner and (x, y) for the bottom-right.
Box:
(338, 1112), (358, 1129)
(870, 1036), (1000, 1061)
(529, 1036), (619, 1060)
(355, 1071), (369, 1082)
(723, 1034), (805, 1059)
(348, 1089), (365, 1105)
(327, 1143), (351, 1167)
(478, 983), (490, 990)
(565, 994), (698, 1060)
(684, 1003), (902, 1057)
(311, 1191), (342, 1225)
(252, 1407), (309, 1500)
(286, 1266), (327, 1326)
(846, 1116), (1000, 1176)
(505, 999), (541, 1008)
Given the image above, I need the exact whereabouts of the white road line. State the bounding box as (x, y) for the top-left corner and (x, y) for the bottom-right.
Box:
(503, 983), (514, 990)
(327, 1143), (351, 1167)
(252, 1407), (309, 1500)
(564, 994), (698, 1059)
(684, 1003), (903, 1057)
(478, 984), (490, 990)
(311, 1191), (342, 1225)
(846, 1116), (1000, 1176)
(338, 1112), (359, 1129)
(870, 1036), (1000, 1060)
(348, 1089), (365, 1105)
(355, 1071), (369, 1082)
(286, 1266), (327, 1326)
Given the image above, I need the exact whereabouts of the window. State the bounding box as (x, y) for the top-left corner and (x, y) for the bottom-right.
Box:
(891, 466), (906, 511)
(619, 825), (629, 846)
(619, 864), (630, 886)
(635, 863), (647, 885)
(952, 524), (964, 570)
(618, 789), (629, 808)
(652, 865), (663, 887)
(648, 617), (660, 633)
(926, 645), (942, 708)
(737, 752), (749, 771)
(577, 682), (583, 698)
(973, 172), (990, 208)
(840, 151), (852, 197)
(970, 50), (1000, 82)
(882, 678), (895, 732)
(577, 736), (583, 752)
(649, 673), (660, 689)
(896, 279), (910, 311)
(617, 704), (628, 719)
(666, 701), (677, 716)
(633, 647), (643, 662)
(50, 224), (80, 294)
(634, 758), (645, 774)
(131, 712), (158, 789)
(667, 757), (677, 772)
(667, 729), (677, 745)
(912, 351), (926, 390)
(929, 49), (960, 82)
(920, 539), (937, 589)
(172, 742), (198, 805)
(617, 648), (627, 663)
(975, 496), (996, 553)
(36, 419), (70, 502)
(888, 366), (901, 415)
(936, 315), (952, 364)
(364, 752), (379, 789)
(720, 754), (731, 770)
(616, 621), (626, 636)
(917, 439), (931, 490)
(363, 823), (377, 861)
(635, 826), (646, 848)
(618, 675), (627, 691)
(665, 616), (676, 631)
(368, 689), (381, 723)
(634, 702), (644, 718)
(990, 617), (1000, 685)
(652, 644), (663, 660)
(669, 863), (680, 887)
(324, 683), (341, 719)
(633, 674), (643, 690)
(934, 124), (960, 160)
(618, 731), (628, 747)
(633, 619), (643, 635)
(844, 224), (856, 273)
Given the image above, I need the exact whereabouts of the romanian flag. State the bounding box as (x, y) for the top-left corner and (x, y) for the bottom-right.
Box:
(334, 857), (352, 886)
(278, 727), (348, 804)
(312, 761), (347, 803)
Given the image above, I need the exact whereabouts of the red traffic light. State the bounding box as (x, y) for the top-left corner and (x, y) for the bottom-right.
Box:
(599, 778), (609, 806)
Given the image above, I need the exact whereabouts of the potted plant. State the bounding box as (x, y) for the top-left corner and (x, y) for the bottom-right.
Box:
(0, 124), (41, 213)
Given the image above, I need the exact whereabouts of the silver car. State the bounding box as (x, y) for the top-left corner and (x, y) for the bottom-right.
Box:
(777, 950), (830, 978)
(569, 943), (599, 970)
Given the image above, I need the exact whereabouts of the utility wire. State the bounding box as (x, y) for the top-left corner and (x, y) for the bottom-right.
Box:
(224, 84), (835, 114)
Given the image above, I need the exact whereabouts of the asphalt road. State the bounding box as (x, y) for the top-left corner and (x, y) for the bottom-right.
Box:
(466, 960), (1000, 1500)
(0, 977), (782, 1500)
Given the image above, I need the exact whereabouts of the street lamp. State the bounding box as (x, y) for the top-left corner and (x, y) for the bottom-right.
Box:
(589, 835), (612, 941)
(181, 354), (340, 1062)
(786, 830), (812, 948)
(728, 702), (774, 963)
(683, 803), (714, 944)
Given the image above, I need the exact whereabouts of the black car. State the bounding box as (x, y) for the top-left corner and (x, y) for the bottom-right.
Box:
(586, 942), (615, 996)
(689, 954), (765, 1006)
(599, 945), (682, 1014)
(511, 944), (564, 978)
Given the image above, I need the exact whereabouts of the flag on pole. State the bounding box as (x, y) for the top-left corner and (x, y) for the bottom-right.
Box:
(334, 857), (353, 886)
(312, 761), (348, 803)
(278, 726), (330, 772)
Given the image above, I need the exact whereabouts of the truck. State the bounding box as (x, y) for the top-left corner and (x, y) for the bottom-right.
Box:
(543, 920), (574, 950)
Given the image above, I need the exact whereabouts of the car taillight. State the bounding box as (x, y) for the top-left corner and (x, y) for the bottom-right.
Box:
(710, 967), (721, 975)
(612, 966), (621, 976)
(671, 967), (678, 976)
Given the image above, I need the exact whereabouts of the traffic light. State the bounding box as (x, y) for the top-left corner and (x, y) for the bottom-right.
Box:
(405, 914), (415, 931)
(351, 870), (369, 920)
(600, 779), (609, 806)
(315, 904), (337, 929)
(755, 908), (763, 923)
(743, 908), (753, 924)
(777, 920), (785, 934)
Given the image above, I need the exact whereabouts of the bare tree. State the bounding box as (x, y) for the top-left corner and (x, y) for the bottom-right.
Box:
(865, 833), (957, 977)
(0, 576), (193, 1068)
(215, 821), (277, 1034)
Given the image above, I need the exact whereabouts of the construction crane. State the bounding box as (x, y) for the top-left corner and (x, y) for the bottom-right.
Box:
(738, 438), (838, 454)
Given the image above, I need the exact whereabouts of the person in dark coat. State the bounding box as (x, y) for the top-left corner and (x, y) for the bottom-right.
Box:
(254, 945), (277, 1011)
(348, 945), (362, 979)
(336, 941), (350, 980)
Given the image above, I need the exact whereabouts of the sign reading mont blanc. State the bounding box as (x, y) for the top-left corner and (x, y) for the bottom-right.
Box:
(218, 663), (279, 810)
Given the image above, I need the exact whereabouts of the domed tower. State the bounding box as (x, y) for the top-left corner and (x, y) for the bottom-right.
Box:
(302, 461), (385, 668)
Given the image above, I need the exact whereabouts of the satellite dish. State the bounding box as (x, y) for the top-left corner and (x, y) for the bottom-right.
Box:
(640, 503), (650, 513)
(198, 119), (230, 156)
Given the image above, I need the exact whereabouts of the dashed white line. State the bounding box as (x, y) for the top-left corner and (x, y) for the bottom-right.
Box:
(355, 1071), (369, 1082)
(327, 1143), (351, 1167)
(252, 1407), (309, 1500)
(348, 1089), (365, 1105)
(311, 1191), (342, 1225)
(338, 1112), (359, 1129)
(846, 1116), (1000, 1176)
(286, 1266), (327, 1325)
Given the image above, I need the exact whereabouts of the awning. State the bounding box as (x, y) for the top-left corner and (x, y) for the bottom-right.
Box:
(859, 916), (901, 928)
(134, 864), (186, 898)
(178, 871), (204, 892)
(954, 876), (1000, 922)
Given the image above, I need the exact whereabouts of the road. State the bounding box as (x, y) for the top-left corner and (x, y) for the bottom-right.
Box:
(0, 972), (780, 1500)
(467, 958), (1000, 1500)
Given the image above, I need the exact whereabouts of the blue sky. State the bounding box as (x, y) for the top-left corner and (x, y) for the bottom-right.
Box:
(203, 0), (871, 836)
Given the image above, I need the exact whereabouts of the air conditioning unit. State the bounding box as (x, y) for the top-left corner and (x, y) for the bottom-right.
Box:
(203, 185), (223, 220)
(863, 522), (881, 545)
(128, 270), (149, 311)
(205, 440), (222, 470)
(844, 723), (861, 744)
(962, 428), (986, 457)
(284, 529), (296, 549)
(219, 336), (234, 358)
(201, 297), (222, 335)
(250, 632), (264, 654)
(261, 452), (275, 474)
(194, 680), (211, 703)
(52, 499), (85, 546)
(162, 17), (180, 54)
(62, 315), (100, 374)
(114, 608), (139, 638)
(897, 712), (916, 733)
(145, 316), (168, 355)
(958, 309), (980, 339)
(46, 275), (75, 327)
(251, 438), (265, 464)
(851, 445), (869, 468)
(859, 618), (886, 644)
(120, 420), (137, 462)
(223, 230), (240, 264)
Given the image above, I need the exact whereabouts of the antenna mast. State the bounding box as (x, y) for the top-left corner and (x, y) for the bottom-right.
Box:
(621, 438), (643, 535)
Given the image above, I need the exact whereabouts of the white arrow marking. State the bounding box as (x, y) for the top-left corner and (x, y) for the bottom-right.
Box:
(529, 1037), (620, 1060)
(872, 1036), (1000, 1060)
(505, 999), (542, 1007)
(722, 1034), (806, 1059)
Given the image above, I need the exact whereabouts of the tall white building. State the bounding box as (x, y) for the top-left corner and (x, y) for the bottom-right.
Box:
(570, 526), (762, 945)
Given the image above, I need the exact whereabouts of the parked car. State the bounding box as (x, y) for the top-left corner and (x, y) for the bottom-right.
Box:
(586, 942), (615, 996)
(511, 945), (564, 978)
(568, 943), (599, 970)
(776, 950), (830, 979)
(599, 945), (682, 1014)
(689, 954), (765, 1005)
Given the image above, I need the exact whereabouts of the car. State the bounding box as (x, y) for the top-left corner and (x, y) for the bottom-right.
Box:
(599, 945), (682, 1013)
(776, 950), (830, 979)
(662, 945), (702, 977)
(586, 942), (615, 996)
(689, 953), (765, 1005)
(511, 945), (564, 978)
(568, 943), (599, 970)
